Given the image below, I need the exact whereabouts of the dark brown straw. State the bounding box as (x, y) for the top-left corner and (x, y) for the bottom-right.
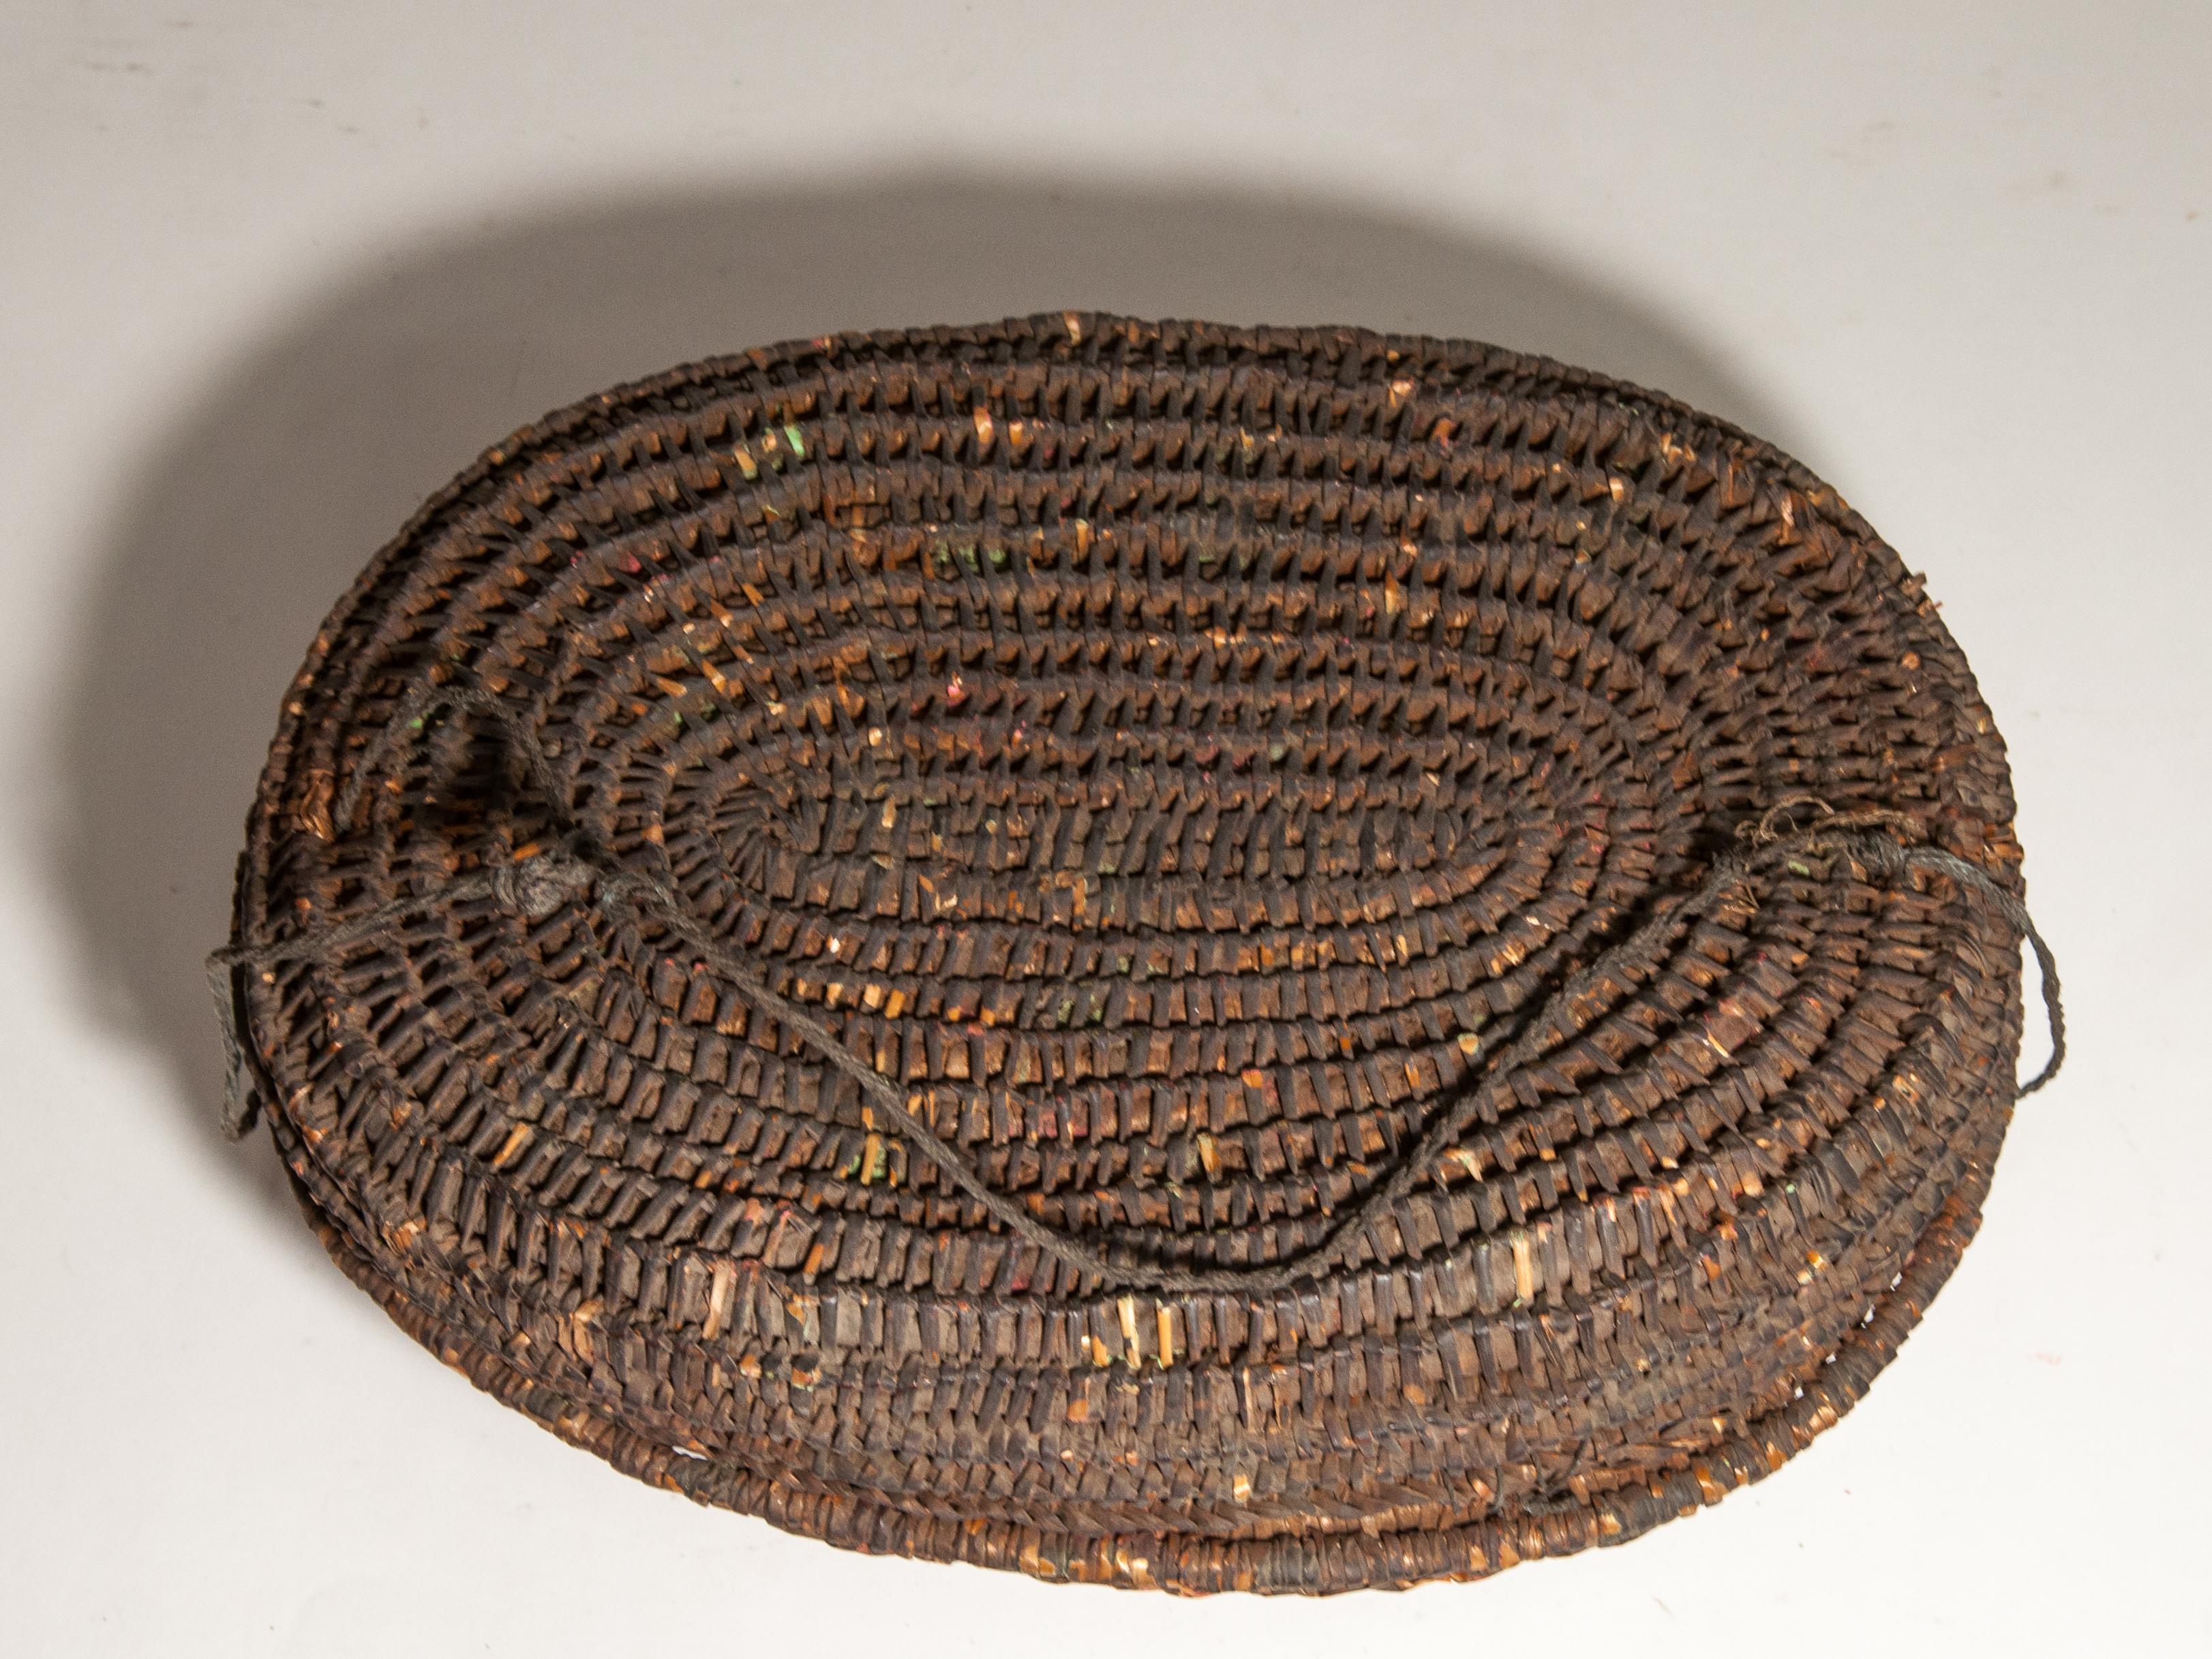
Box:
(213, 315), (2057, 1593)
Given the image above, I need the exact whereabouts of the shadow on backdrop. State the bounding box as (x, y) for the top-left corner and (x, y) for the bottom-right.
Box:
(53, 173), (1804, 1245)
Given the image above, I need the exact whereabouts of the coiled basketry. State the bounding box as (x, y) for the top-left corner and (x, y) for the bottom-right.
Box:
(213, 314), (2057, 1594)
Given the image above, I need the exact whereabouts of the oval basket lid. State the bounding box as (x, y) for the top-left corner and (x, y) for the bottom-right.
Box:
(213, 314), (2058, 1594)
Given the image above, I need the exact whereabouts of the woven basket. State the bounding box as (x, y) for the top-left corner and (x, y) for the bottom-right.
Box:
(214, 314), (2051, 1594)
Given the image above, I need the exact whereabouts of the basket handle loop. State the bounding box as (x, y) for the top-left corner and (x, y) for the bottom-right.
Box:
(210, 695), (2064, 1294)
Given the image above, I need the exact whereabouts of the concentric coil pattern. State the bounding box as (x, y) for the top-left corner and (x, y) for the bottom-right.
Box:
(232, 315), (2027, 1593)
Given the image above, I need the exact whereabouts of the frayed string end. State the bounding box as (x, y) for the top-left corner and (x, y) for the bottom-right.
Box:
(204, 947), (262, 1140)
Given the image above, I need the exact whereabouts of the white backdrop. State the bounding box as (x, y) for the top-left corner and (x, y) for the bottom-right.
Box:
(3, 4), (2205, 1654)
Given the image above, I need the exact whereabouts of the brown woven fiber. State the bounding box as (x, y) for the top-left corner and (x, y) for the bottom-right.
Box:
(213, 314), (2059, 1594)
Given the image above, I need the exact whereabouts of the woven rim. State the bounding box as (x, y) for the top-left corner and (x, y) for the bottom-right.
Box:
(224, 314), (2027, 1594)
